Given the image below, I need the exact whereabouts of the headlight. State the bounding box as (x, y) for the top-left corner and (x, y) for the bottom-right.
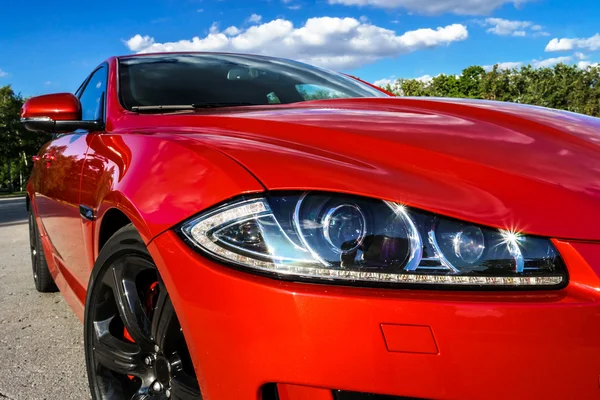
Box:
(179, 193), (567, 288)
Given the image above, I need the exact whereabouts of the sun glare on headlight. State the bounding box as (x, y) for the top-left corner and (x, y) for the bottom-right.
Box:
(179, 193), (567, 289)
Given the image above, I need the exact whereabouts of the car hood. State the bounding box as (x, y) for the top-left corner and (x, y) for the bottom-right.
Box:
(131, 98), (600, 240)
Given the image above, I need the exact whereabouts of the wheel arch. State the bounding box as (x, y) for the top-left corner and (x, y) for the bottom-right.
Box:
(94, 191), (150, 261)
(86, 133), (265, 263)
(97, 207), (132, 253)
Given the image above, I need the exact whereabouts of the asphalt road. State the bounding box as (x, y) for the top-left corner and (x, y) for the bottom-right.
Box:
(0, 197), (89, 400)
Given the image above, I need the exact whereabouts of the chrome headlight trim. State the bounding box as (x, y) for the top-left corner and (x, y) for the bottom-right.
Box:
(179, 193), (567, 289)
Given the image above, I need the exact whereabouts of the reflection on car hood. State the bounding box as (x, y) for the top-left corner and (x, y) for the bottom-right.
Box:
(132, 97), (600, 240)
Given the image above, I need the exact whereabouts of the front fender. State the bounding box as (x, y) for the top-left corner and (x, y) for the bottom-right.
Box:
(83, 132), (265, 258)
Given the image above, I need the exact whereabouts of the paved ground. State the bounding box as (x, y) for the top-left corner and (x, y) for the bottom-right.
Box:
(0, 197), (89, 399)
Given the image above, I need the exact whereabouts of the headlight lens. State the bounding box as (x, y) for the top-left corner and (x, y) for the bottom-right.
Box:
(180, 193), (567, 288)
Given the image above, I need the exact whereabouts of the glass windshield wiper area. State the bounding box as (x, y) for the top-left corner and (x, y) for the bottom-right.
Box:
(130, 102), (261, 112)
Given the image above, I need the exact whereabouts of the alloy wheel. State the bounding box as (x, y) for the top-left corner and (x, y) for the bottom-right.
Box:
(86, 253), (201, 399)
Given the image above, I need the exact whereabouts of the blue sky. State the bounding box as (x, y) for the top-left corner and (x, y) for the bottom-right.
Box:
(1, 0), (598, 96)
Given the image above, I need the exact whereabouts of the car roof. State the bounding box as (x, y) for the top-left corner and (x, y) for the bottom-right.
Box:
(115, 51), (291, 63)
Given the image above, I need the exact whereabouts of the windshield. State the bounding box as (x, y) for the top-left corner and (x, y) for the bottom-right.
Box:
(118, 53), (388, 109)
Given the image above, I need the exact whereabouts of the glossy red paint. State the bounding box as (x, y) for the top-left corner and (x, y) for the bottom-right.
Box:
(36, 134), (93, 291)
(21, 92), (81, 121)
(109, 98), (600, 241)
(147, 231), (600, 399)
(25, 54), (600, 399)
(276, 384), (333, 400)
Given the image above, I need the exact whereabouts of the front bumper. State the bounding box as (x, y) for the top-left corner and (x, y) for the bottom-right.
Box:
(148, 231), (600, 400)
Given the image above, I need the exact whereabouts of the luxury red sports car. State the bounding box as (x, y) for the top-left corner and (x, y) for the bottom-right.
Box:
(22, 52), (600, 400)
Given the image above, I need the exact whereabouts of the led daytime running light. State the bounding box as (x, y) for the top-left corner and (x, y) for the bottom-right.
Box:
(180, 195), (566, 288)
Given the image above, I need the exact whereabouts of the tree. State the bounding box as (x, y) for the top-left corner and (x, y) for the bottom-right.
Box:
(378, 63), (600, 118)
(429, 74), (460, 97)
(0, 85), (52, 191)
(458, 66), (486, 98)
(398, 78), (428, 97)
(480, 65), (513, 101)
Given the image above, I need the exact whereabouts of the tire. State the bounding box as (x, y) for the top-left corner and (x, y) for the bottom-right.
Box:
(84, 224), (202, 400)
(28, 208), (58, 293)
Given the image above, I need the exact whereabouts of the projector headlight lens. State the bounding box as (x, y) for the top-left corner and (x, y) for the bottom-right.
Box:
(180, 193), (567, 288)
(322, 204), (367, 254)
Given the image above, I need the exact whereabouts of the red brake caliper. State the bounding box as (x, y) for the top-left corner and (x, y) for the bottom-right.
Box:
(123, 329), (135, 343)
(123, 281), (160, 380)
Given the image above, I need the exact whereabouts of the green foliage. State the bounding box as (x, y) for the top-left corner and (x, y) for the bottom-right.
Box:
(0, 85), (52, 191)
(386, 63), (600, 118)
(458, 66), (486, 98)
(398, 78), (428, 97)
(430, 74), (460, 97)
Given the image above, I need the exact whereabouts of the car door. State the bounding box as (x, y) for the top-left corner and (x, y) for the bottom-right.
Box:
(36, 66), (107, 291)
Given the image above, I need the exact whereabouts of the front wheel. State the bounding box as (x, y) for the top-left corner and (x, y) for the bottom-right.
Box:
(28, 208), (58, 293)
(84, 224), (202, 399)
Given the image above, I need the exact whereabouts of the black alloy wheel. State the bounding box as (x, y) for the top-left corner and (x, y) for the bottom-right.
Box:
(84, 224), (202, 400)
(28, 208), (58, 292)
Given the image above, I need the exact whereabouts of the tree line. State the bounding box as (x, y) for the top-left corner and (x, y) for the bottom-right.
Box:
(0, 86), (51, 192)
(380, 63), (600, 117)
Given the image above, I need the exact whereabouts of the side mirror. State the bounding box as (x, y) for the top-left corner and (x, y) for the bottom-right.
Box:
(20, 93), (103, 133)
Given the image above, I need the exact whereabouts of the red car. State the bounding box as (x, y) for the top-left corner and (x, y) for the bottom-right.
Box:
(22, 53), (600, 400)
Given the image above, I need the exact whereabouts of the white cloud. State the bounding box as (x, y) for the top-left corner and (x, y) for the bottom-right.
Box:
(574, 52), (587, 60)
(532, 56), (572, 68)
(0, 69), (7, 78)
(483, 61), (523, 71)
(223, 26), (241, 36)
(545, 33), (600, 52)
(209, 23), (220, 34)
(125, 18), (468, 69)
(545, 38), (575, 52)
(498, 61), (523, 69)
(247, 14), (262, 24)
(125, 34), (155, 52)
(530, 25), (550, 36)
(288, 5), (301, 9)
(327, 0), (531, 16)
(373, 77), (395, 87)
(479, 18), (548, 37)
(577, 61), (599, 69)
(415, 74), (434, 84)
(483, 18), (531, 36)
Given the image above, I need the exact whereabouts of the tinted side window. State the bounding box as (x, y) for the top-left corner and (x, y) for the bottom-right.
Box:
(79, 67), (107, 121)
